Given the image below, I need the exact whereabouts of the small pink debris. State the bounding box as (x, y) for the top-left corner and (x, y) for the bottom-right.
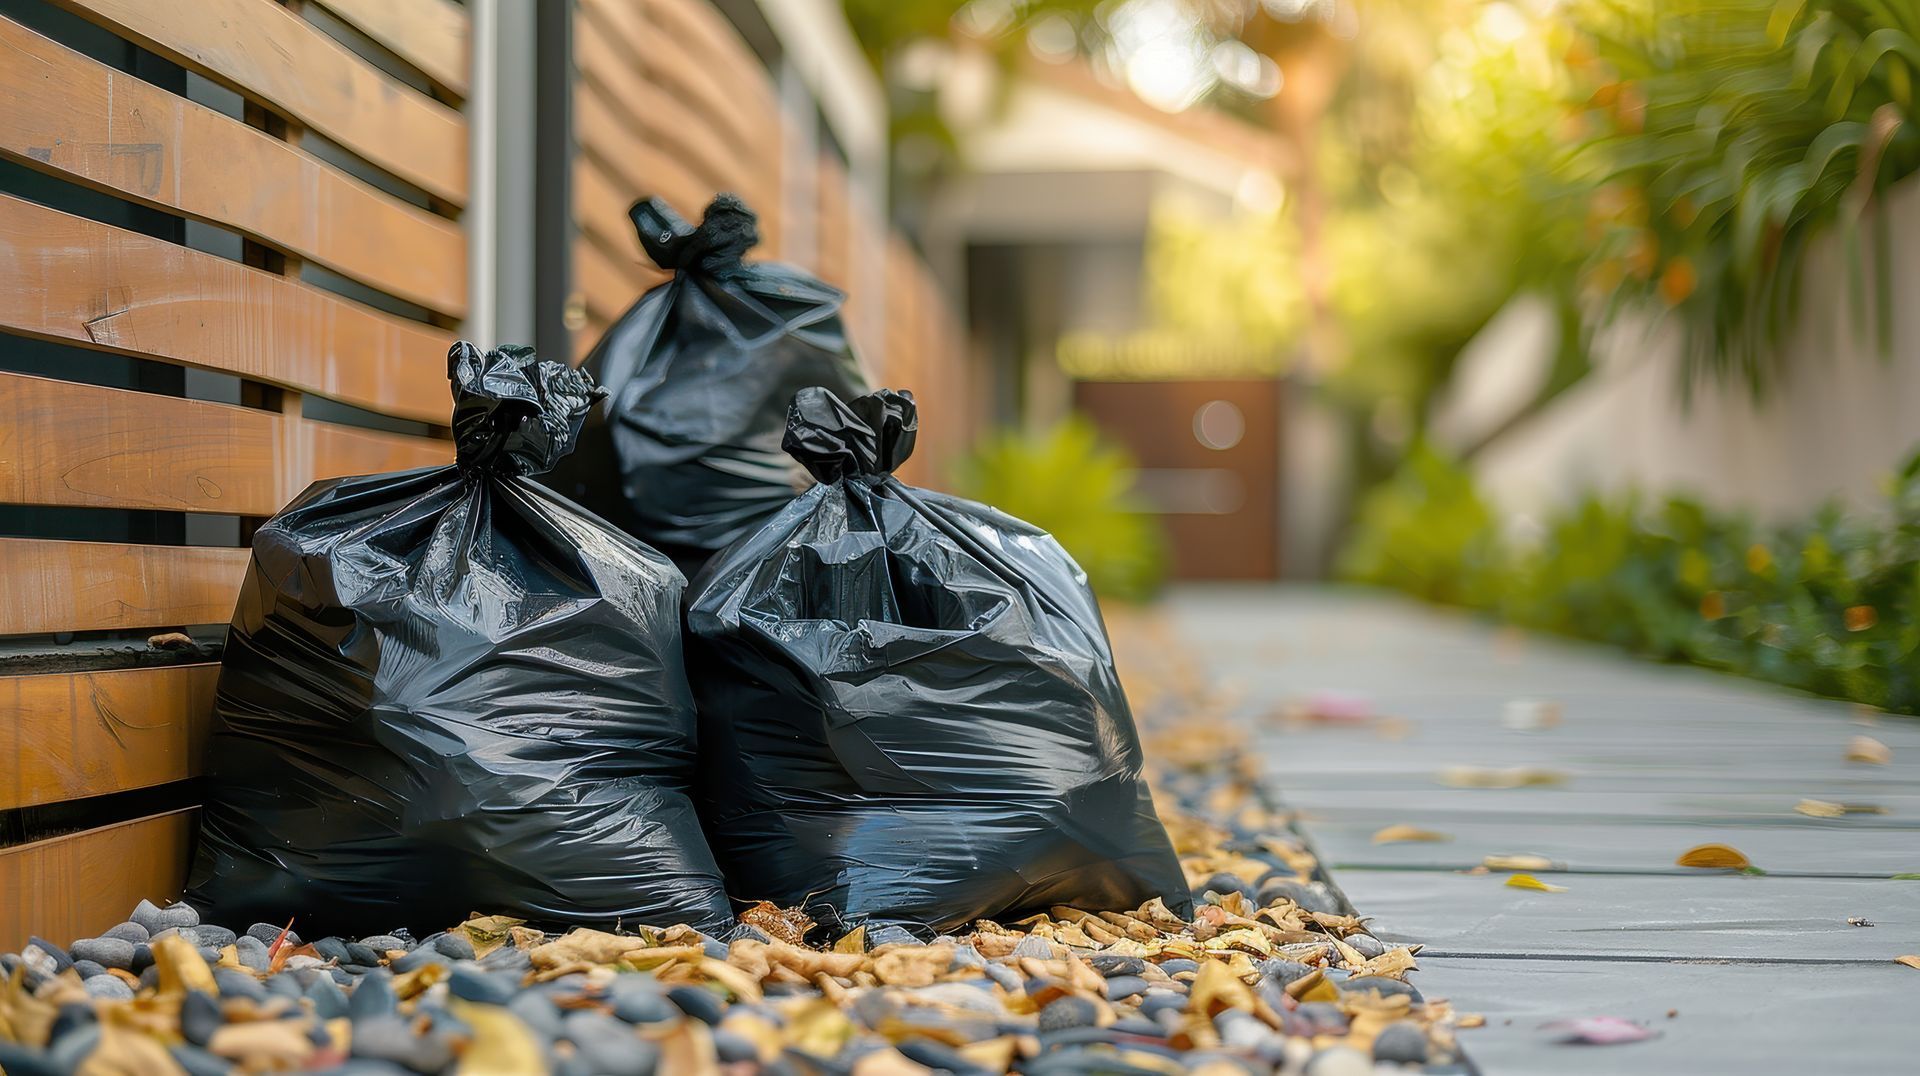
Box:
(1301, 690), (1374, 724)
(1540, 1016), (1659, 1045)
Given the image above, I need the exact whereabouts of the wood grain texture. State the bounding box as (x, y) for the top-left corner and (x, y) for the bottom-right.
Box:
(572, 26), (748, 200)
(573, 155), (648, 267)
(0, 810), (196, 953)
(0, 538), (249, 635)
(580, 0), (774, 183)
(816, 153), (852, 289)
(573, 82), (713, 226)
(639, 0), (778, 153)
(0, 666), (218, 811)
(0, 372), (452, 516)
(46, 0), (467, 205)
(310, 0), (470, 96)
(574, 240), (642, 325)
(0, 18), (466, 315)
(0, 195), (453, 423)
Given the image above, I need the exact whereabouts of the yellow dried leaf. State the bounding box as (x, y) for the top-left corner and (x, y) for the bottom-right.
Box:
(77, 1024), (187, 1076)
(454, 915), (526, 959)
(1372, 825), (1451, 845)
(450, 999), (545, 1075)
(830, 927), (866, 954)
(785, 998), (856, 1058)
(1457, 1013), (1486, 1029)
(530, 929), (649, 968)
(1847, 736), (1892, 764)
(1348, 947), (1419, 980)
(1504, 874), (1567, 892)
(957, 1036), (1018, 1072)
(1438, 766), (1566, 789)
(1894, 955), (1920, 970)
(1482, 854), (1556, 872)
(207, 1019), (315, 1068)
(1188, 961), (1257, 1016)
(1675, 843), (1751, 870)
(658, 1017), (721, 1076)
(151, 935), (217, 996)
(1795, 799), (1846, 818)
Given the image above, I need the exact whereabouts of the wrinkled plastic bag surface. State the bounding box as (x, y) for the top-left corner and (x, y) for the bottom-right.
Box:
(686, 387), (1191, 933)
(188, 342), (732, 935)
(542, 193), (870, 574)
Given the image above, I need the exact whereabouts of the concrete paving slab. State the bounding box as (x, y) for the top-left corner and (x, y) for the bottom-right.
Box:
(1423, 957), (1920, 1075)
(1340, 870), (1920, 961)
(1307, 817), (1920, 877)
(1285, 788), (1920, 826)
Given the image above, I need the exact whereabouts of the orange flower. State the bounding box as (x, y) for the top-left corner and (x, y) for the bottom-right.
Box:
(1660, 258), (1698, 305)
(1699, 591), (1725, 620)
(1844, 605), (1878, 632)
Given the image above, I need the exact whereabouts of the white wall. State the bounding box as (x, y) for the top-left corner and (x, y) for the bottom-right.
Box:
(1467, 176), (1920, 525)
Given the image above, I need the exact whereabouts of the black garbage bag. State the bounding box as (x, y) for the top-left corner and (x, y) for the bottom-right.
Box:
(685, 387), (1192, 933)
(542, 192), (870, 575)
(187, 342), (732, 936)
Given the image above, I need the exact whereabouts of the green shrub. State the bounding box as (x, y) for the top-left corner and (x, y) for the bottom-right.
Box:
(952, 418), (1167, 603)
(1341, 445), (1920, 714)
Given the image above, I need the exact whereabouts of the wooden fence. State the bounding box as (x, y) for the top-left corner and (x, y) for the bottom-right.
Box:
(0, 0), (967, 951)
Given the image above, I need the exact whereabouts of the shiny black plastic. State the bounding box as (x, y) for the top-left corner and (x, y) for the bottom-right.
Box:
(542, 193), (870, 575)
(685, 387), (1192, 933)
(187, 342), (732, 935)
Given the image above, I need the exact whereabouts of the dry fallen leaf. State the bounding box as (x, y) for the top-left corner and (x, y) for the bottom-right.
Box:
(1502, 698), (1562, 731)
(1895, 955), (1920, 971)
(1796, 800), (1887, 825)
(1847, 917), (1874, 927)
(1504, 874), (1567, 893)
(1675, 843), (1751, 870)
(1438, 766), (1566, 789)
(1483, 854), (1557, 872)
(1846, 736), (1892, 764)
(1372, 824), (1452, 844)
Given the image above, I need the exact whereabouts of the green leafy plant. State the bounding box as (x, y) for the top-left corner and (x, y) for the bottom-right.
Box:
(953, 418), (1168, 602)
(1573, 0), (1920, 394)
(1341, 445), (1920, 714)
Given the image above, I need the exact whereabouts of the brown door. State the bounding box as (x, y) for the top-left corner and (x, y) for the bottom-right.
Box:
(1074, 379), (1281, 580)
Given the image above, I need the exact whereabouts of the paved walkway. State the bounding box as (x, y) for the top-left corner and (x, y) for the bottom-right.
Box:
(1165, 585), (1920, 1074)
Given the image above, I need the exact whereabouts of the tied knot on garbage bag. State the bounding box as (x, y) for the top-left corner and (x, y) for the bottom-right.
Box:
(687, 385), (1190, 933)
(191, 339), (729, 935)
(449, 341), (603, 477)
(541, 191), (870, 571)
(784, 387), (918, 484)
(633, 192), (759, 275)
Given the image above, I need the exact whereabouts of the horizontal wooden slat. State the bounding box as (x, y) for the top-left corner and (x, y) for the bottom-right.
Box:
(640, 0), (778, 152)
(311, 0), (470, 96)
(48, 0), (467, 205)
(574, 241), (643, 325)
(816, 153), (851, 289)
(0, 372), (453, 516)
(0, 539), (249, 635)
(572, 27), (751, 200)
(573, 84), (714, 226)
(0, 18), (466, 316)
(2, 666), (217, 810)
(574, 156), (646, 265)
(0, 196), (453, 423)
(583, 0), (774, 176)
(0, 809), (196, 953)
